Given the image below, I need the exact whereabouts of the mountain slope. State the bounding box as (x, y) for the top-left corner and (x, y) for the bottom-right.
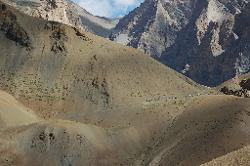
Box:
(0, 0), (207, 120)
(1, 0), (117, 37)
(111, 0), (250, 86)
(0, 90), (38, 129)
(201, 145), (250, 166)
(145, 95), (250, 166)
(1, 93), (250, 166)
(1, 1), (250, 166)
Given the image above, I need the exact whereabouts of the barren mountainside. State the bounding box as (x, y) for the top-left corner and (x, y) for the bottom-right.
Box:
(201, 144), (250, 166)
(0, 0), (204, 118)
(111, 0), (250, 86)
(1, 0), (250, 166)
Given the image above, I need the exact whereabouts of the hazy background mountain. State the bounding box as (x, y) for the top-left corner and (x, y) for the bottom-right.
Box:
(1, 0), (118, 37)
(111, 0), (250, 86)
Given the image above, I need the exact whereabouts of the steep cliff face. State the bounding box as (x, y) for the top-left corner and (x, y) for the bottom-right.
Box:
(111, 0), (196, 57)
(111, 0), (250, 86)
(1, 0), (117, 37)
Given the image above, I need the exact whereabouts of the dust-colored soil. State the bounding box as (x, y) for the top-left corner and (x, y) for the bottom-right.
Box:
(0, 90), (38, 129)
(201, 144), (250, 166)
(146, 95), (250, 166)
(0, 1), (249, 166)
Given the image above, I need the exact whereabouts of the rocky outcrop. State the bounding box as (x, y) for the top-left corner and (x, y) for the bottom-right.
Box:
(0, 3), (31, 49)
(111, 0), (250, 86)
(220, 86), (250, 98)
(240, 79), (250, 90)
(219, 75), (250, 98)
(49, 23), (68, 54)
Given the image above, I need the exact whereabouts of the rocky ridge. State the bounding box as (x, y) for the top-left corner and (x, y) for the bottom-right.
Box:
(1, 0), (118, 37)
(111, 0), (250, 86)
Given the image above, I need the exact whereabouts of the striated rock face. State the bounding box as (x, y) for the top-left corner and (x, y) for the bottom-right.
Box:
(1, 0), (117, 37)
(111, 0), (250, 86)
(111, 0), (195, 57)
